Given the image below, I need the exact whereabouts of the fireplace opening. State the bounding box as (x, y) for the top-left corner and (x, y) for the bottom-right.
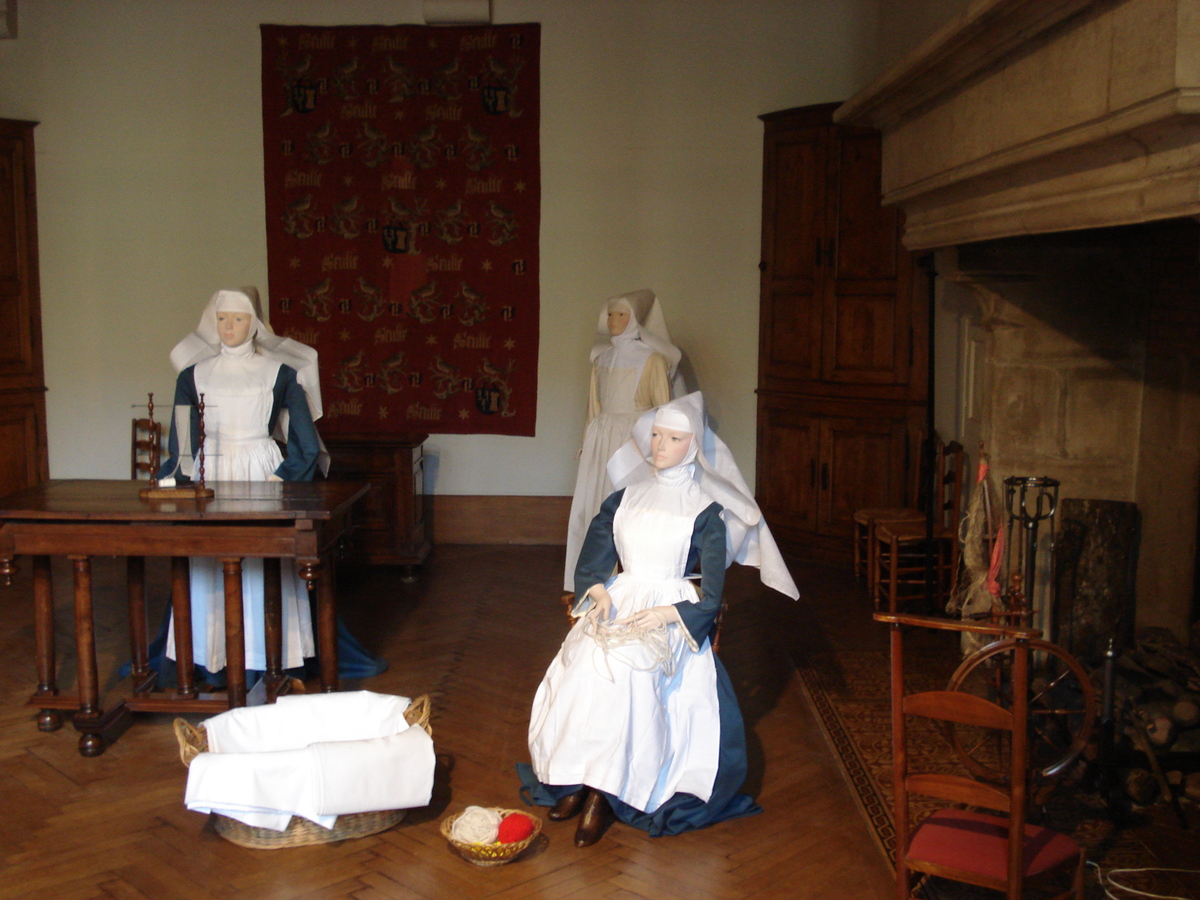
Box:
(940, 217), (1200, 649)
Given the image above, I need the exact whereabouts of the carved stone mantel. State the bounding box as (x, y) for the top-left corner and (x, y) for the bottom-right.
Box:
(835, 0), (1200, 249)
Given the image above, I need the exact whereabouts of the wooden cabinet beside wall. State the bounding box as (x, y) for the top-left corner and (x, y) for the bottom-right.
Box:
(323, 434), (431, 573)
(0, 119), (49, 500)
(756, 104), (927, 554)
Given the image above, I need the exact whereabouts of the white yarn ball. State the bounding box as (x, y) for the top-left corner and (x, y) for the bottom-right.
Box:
(450, 805), (502, 844)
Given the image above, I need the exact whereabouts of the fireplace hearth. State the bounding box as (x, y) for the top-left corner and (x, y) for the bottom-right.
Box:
(836, 0), (1200, 641)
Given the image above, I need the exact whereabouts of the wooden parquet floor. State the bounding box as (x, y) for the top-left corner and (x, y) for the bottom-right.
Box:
(0, 545), (894, 899)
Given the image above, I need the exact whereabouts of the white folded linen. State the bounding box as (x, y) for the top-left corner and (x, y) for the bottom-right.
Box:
(204, 691), (413, 753)
(184, 691), (435, 831)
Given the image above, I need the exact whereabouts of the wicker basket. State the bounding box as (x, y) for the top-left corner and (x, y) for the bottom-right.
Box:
(439, 807), (542, 866)
(173, 693), (433, 850)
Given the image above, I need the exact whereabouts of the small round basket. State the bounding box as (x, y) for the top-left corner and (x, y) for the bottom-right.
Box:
(440, 807), (542, 866)
(173, 693), (433, 850)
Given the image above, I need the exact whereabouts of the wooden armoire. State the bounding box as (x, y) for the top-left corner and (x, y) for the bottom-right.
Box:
(755, 103), (927, 554)
(0, 119), (49, 499)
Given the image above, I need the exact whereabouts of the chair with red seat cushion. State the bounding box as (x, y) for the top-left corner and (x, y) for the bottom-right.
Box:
(873, 612), (1086, 900)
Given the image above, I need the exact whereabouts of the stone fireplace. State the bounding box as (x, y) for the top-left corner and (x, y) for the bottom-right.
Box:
(836, 0), (1200, 639)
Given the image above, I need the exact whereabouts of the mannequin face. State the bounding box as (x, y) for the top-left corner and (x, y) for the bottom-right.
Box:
(217, 310), (253, 347)
(607, 307), (631, 336)
(650, 426), (693, 470)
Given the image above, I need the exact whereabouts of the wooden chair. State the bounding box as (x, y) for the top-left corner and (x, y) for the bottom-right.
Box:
(872, 440), (965, 613)
(852, 432), (934, 587)
(854, 506), (923, 589)
(874, 612), (1086, 900)
(131, 417), (162, 480)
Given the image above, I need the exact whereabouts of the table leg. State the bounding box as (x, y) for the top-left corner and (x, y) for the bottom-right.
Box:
(171, 557), (197, 699)
(300, 559), (338, 693)
(70, 555), (106, 757)
(263, 557), (284, 700)
(32, 555), (61, 732)
(222, 558), (247, 708)
(126, 556), (151, 688)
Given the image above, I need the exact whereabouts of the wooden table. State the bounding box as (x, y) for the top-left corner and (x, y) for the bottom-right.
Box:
(0, 479), (370, 756)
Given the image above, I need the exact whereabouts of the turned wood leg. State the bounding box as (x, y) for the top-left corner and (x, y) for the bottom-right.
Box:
(222, 558), (246, 708)
(32, 555), (60, 732)
(71, 555), (104, 756)
(300, 559), (337, 693)
(888, 535), (900, 615)
(0, 554), (17, 586)
(126, 556), (150, 684)
(171, 557), (196, 698)
(263, 557), (283, 699)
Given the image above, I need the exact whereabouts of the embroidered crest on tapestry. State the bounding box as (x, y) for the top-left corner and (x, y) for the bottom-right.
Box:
(260, 24), (540, 436)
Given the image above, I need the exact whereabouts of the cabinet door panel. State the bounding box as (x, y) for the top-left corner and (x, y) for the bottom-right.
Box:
(0, 398), (43, 500)
(765, 288), (820, 378)
(756, 403), (819, 535)
(767, 128), (823, 285)
(0, 133), (35, 376)
(760, 124), (825, 384)
(818, 416), (909, 537)
(0, 121), (47, 495)
(823, 289), (911, 385)
(831, 130), (900, 282)
(822, 129), (912, 386)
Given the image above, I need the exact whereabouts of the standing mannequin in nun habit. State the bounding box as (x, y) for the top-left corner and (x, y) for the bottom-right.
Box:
(523, 392), (800, 846)
(562, 289), (683, 592)
(154, 288), (384, 684)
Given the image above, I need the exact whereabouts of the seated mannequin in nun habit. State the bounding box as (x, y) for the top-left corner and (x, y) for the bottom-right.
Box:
(562, 289), (683, 592)
(522, 392), (800, 847)
(151, 288), (385, 686)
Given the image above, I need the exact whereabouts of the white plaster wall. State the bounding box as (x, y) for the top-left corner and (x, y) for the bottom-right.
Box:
(876, 0), (972, 73)
(0, 0), (881, 497)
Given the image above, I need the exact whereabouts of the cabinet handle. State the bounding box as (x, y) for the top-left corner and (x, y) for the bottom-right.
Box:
(821, 462), (829, 491)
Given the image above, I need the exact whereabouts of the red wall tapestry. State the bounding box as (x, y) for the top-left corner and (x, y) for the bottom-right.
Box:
(260, 23), (540, 436)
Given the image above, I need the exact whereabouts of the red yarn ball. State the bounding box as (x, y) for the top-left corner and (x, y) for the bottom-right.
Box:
(497, 812), (535, 844)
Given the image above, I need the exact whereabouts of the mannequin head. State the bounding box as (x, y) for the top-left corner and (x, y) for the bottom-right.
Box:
(606, 298), (633, 336)
(650, 425), (693, 470)
(217, 310), (254, 347)
(649, 404), (698, 469)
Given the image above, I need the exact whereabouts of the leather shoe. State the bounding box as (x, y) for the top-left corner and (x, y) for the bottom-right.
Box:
(548, 787), (588, 821)
(573, 790), (615, 847)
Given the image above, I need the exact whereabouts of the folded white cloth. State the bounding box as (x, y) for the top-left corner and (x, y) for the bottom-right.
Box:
(204, 691), (413, 753)
(184, 691), (435, 831)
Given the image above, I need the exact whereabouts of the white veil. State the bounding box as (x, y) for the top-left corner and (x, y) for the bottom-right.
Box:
(169, 287), (328, 474)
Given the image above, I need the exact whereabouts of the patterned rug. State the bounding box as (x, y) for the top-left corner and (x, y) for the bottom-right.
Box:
(793, 633), (1191, 899)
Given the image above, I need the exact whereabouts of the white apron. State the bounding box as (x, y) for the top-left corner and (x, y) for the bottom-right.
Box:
(167, 347), (315, 671)
(531, 486), (721, 813)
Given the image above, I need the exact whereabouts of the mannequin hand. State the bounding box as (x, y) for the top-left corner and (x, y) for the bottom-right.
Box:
(268, 473), (283, 483)
(584, 584), (614, 624)
(612, 605), (682, 631)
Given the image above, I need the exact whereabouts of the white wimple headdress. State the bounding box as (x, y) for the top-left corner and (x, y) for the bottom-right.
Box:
(589, 288), (685, 393)
(608, 391), (799, 600)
